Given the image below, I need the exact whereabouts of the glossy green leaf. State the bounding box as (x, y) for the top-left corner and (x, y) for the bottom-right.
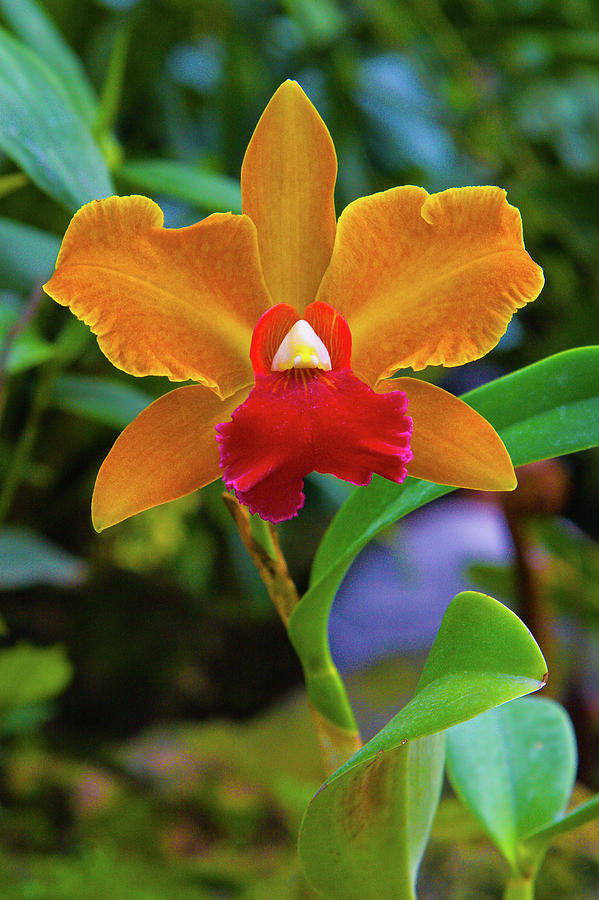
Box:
(0, 525), (88, 589)
(446, 697), (576, 869)
(0, 27), (113, 211)
(118, 159), (242, 213)
(0, 217), (59, 291)
(50, 374), (154, 430)
(288, 347), (599, 724)
(0, 0), (97, 121)
(0, 643), (73, 711)
(299, 592), (547, 899)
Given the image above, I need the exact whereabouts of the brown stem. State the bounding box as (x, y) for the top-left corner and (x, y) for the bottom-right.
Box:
(222, 493), (300, 624)
(223, 493), (362, 775)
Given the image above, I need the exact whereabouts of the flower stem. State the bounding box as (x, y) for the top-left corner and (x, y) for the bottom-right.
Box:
(248, 512), (278, 563)
(223, 494), (298, 623)
(224, 494), (361, 774)
(503, 876), (535, 900)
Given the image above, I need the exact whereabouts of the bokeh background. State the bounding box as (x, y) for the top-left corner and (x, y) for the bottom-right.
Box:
(1, 0), (599, 896)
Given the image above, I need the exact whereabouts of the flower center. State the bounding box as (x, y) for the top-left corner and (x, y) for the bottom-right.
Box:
(271, 320), (332, 371)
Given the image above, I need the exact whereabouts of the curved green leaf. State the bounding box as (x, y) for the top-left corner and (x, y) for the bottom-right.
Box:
(0, 525), (88, 589)
(299, 592), (547, 899)
(118, 159), (242, 213)
(0, 292), (56, 372)
(0, 27), (113, 210)
(523, 791), (599, 851)
(446, 697), (576, 869)
(0, 217), (59, 291)
(0, 0), (97, 121)
(49, 374), (153, 430)
(288, 347), (599, 723)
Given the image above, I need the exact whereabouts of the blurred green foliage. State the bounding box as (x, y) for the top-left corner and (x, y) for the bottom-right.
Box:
(1, 0), (599, 895)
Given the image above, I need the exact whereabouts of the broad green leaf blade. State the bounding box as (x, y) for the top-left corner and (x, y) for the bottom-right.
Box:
(414, 593), (547, 698)
(301, 733), (445, 900)
(0, 643), (73, 711)
(118, 159), (242, 213)
(446, 697), (576, 868)
(288, 347), (599, 722)
(0, 525), (88, 589)
(0, 0), (97, 121)
(49, 374), (153, 430)
(299, 593), (547, 899)
(0, 217), (59, 291)
(0, 27), (113, 211)
(313, 346), (599, 586)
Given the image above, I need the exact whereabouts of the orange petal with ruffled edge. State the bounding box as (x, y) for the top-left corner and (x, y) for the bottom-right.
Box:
(241, 80), (337, 312)
(317, 186), (544, 386)
(377, 377), (516, 491)
(44, 196), (271, 399)
(92, 384), (250, 531)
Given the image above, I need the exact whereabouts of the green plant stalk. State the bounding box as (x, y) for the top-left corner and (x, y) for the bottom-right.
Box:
(225, 496), (361, 774)
(249, 512), (278, 562)
(504, 876), (535, 900)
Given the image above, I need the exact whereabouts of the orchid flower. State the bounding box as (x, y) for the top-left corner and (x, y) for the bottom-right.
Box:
(44, 81), (544, 529)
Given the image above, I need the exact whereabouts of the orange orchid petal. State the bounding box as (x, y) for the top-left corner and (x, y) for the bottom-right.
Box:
(378, 377), (516, 491)
(317, 186), (544, 385)
(91, 384), (250, 531)
(241, 80), (337, 312)
(44, 196), (271, 399)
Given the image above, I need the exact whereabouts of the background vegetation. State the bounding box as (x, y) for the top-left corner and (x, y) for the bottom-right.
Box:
(1, 0), (599, 896)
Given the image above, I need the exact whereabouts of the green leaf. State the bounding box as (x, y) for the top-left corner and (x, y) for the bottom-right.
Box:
(49, 374), (154, 430)
(0, 643), (73, 711)
(446, 697), (576, 869)
(314, 346), (599, 586)
(118, 159), (242, 213)
(523, 791), (599, 850)
(0, 525), (88, 589)
(95, 22), (130, 143)
(298, 592), (547, 899)
(0, 0), (97, 122)
(0, 171), (27, 198)
(288, 347), (599, 723)
(0, 217), (59, 291)
(0, 27), (113, 211)
(0, 292), (57, 372)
